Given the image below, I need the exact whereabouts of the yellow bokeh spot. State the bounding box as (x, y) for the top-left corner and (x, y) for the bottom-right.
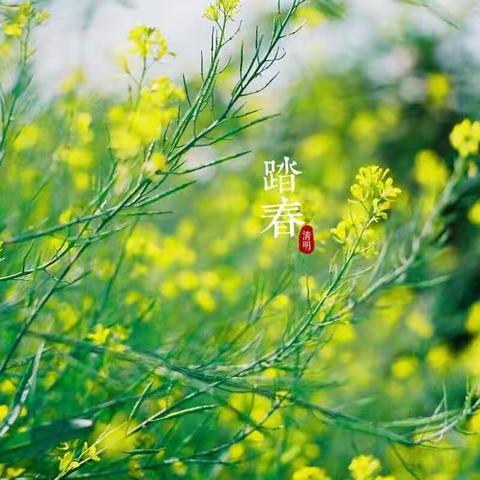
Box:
(427, 345), (451, 372)
(13, 124), (40, 151)
(229, 442), (245, 462)
(468, 200), (480, 225)
(391, 356), (419, 380)
(93, 416), (139, 458)
(194, 289), (217, 312)
(406, 310), (433, 339)
(87, 324), (111, 346)
(0, 405), (9, 422)
(349, 455), (381, 480)
(414, 150), (448, 190)
(335, 322), (357, 344)
(426, 72), (450, 106)
(292, 466), (331, 480)
(466, 301), (480, 334)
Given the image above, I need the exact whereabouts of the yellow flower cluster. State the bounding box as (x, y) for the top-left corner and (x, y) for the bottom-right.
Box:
(426, 72), (450, 106)
(56, 112), (94, 191)
(468, 200), (480, 225)
(93, 415), (138, 458)
(292, 466), (331, 480)
(0, 465), (25, 479)
(291, 455), (394, 480)
(109, 76), (184, 159)
(449, 119), (480, 157)
(414, 149), (449, 214)
(349, 455), (394, 480)
(2, 1), (49, 38)
(58, 442), (100, 475)
(13, 123), (40, 151)
(331, 166), (401, 255)
(128, 25), (168, 60)
(87, 324), (128, 352)
(414, 149), (448, 190)
(350, 166), (402, 221)
(204, 0), (241, 22)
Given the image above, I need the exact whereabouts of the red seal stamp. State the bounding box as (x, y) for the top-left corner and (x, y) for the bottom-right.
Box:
(299, 224), (315, 254)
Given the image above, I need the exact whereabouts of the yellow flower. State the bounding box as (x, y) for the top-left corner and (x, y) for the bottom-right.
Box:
(331, 166), (400, 256)
(171, 460), (187, 476)
(13, 124), (41, 151)
(406, 310), (433, 338)
(204, 0), (240, 21)
(349, 165), (402, 221)
(177, 271), (200, 291)
(466, 301), (480, 334)
(292, 466), (331, 480)
(128, 25), (168, 60)
(73, 172), (90, 191)
(426, 72), (450, 106)
(74, 112), (93, 139)
(414, 150), (448, 190)
(204, 5), (220, 22)
(0, 379), (16, 395)
(349, 455), (381, 480)
(194, 289), (217, 312)
(468, 200), (480, 225)
(330, 218), (350, 243)
(59, 451), (80, 474)
(81, 442), (101, 462)
(93, 416), (138, 458)
(296, 6), (325, 27)
(87, 324), (111, 345)
(0, 405), (9, 422)
(145, 152), (167, 178)
(109, 77), (183, 159)
(5, 466), (26, 479)
(35, 11), (50, 25)
(2, 2), (49, 38)
(426, 345), (451, 372)
(335, 322), (357, 343)
(3, 24), (23, 37)
(449, 119), (480, 157)
(391, 355), (419, 380)
(229, 443), (245, 461)
(468, 411), (480, 433)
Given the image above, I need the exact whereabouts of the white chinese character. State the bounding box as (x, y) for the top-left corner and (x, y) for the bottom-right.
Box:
(261, 197), (304, 238)
(263, 157), (302, 193)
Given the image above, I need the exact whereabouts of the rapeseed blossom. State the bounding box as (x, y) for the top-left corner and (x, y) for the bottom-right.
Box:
(109, 76), (184, 159)
(0, 404), (8, 422)
(426, 72), (450, 106)
(87, 324), (111, 346)
(204, 0), (240, 22)
(449, 119), (480, 157)
(292, 466), (331, 480)
(466, 301), (480, 334)
(2, 1), (49, 38)
(414, 150), (448, 190)
(13, 124), (40, 151)
(0, 466), (26, 479)
(348, 455), (381, 480)
(331, 166), (401, 255)
(56, 111), (95, 191)
(468, 200), (480, 225)
(128, 25), (168, 60)
(58, 451), (80, 475)
(350, 166), (402, 221)
(144, 152), (167, 178)
(93, 416), (139, 458)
